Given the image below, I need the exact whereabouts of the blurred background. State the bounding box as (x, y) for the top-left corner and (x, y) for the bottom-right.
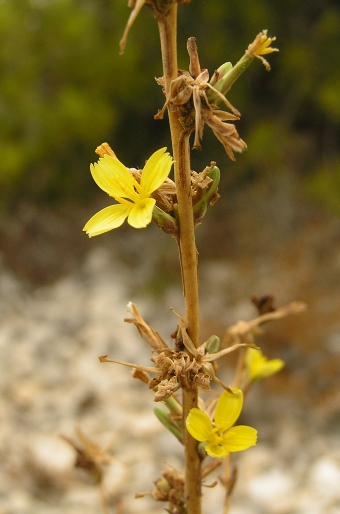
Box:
(1, 0), (340, 513)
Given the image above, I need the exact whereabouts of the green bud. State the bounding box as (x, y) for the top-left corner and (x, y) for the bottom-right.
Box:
(154, 407), (183, 443)
(208, 62), (233, 104)
(152, 206), (179, 235)
(155, 476), (171, 495)
(205, 335), (221, 354)
(210, 62), (233, 86)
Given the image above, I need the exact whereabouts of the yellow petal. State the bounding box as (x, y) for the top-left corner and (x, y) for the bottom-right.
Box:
(259, 46), (277, 55)
(222, 425), (257, 452)
(246, 348), (284, 380)
(127, 198), (156, 228)
(246, 347), (263, 375)
(205, 443), (229, 459)
(83, 204), (131, 237)
(257, 359), (284, 378)
(90, 155), (137, 199)
(257, 36), (277, 55)
(140, 148), (173, 194)
(186, 408), (213, 442)
(246, 347), (260, 364)
(214, 388), (243, 429)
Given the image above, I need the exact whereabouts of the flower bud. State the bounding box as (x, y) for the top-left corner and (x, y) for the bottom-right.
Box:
(208, 62), (233, 104)
(152, 206), (179, 235)
(205, 335), (221, 354)
(210, 62), (233, 86)
(155, 476), (171, 496)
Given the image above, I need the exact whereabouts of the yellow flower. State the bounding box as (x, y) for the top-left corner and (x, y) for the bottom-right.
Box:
(83, 148), (173, 237)
(247, 30), (279, 71)
(186, 388), (257, 459)
(246, 347), (284, 382)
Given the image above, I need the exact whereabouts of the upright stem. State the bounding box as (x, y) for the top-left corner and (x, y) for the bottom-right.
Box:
(173, 130), (200, 346)
(155, 4), (201, 514)
(155, 4), (199, 348)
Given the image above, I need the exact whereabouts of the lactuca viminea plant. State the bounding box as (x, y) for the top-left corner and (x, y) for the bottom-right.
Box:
(81, 1), (305, 513)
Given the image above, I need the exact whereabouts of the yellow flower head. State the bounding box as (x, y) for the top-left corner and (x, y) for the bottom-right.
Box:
(186, 388), (257, 459)
(247, 30), (279, 71)
(83, 148), (174, 237)
(246, 347), (284, 382)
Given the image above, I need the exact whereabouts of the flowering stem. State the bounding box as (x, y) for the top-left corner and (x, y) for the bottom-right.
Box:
(155, 5), (199, 347)
(183, 385), (202, 512)
(219, 53), (254, 95)
(155, 4), (201, 513)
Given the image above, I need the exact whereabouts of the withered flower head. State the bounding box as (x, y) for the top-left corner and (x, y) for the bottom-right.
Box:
(155, 38), (246, 161)
(135, 467), (185, 511)
(61, 428), (112, 485)
(100, 303), (251, 402)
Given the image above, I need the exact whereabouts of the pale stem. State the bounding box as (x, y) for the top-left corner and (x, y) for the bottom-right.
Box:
(232, 347), (246, 389)
(97, 483), (110, 514)
(155, 4), (201, 514)
(222, 455), (231, 514)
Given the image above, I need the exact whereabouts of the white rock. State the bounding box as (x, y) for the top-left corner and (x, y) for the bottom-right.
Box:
(308, 457), (340, 497)
(29, 435), (75, 474)
(246, 468), (294, 506)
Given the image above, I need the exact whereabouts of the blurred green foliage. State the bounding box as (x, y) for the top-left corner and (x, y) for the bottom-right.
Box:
(0, 0), (339, 212)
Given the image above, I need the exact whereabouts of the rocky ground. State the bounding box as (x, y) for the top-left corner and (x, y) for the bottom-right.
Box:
(1, 188), (340, 514)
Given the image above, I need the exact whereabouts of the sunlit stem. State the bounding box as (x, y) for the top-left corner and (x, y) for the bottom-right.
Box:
(155, 4), (201, 514)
